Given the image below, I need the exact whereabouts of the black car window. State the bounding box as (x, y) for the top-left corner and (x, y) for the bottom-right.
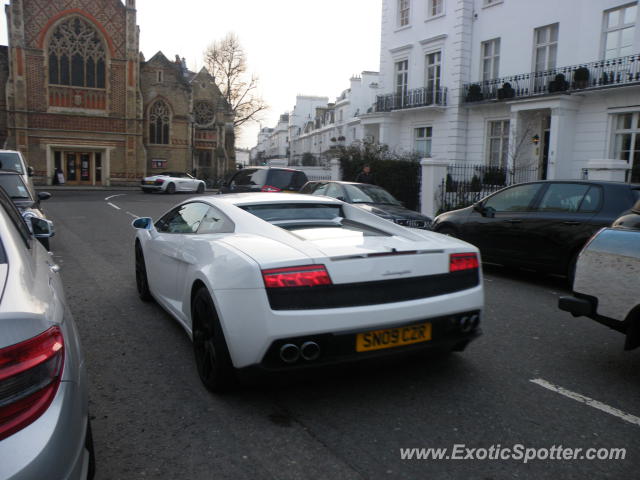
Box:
(484, 184), (542, 212)
(0, 187), (31, 249)
(0, 152), (24, 174)
(578, 186), (602, 213)
(299, 182), (318, 194)
(241, 203), (343, 223)
(537, 183), (591, 213)
(324, 183), (344, 199)
(197, 206), (234, 234)
(344, 184), (401, 205)
(0, 174), (31, 200)
(230, 169), (253, 186)
(155, 202), (210, 234)
(290, 171), (308, 190)
(266, 170), (296, 189)
(310, 183), (329, 196)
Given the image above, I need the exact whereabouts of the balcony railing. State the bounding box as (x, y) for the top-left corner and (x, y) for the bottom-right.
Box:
(374, 87), (447, 112)
(463, 54), (640, 104)
(48, 85), (107, 110)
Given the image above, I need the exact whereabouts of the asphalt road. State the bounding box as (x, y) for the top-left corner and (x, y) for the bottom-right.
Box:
(43, 190), (639, 480)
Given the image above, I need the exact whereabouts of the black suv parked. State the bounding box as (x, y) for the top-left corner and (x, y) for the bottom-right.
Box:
(219, 167), (308, 193)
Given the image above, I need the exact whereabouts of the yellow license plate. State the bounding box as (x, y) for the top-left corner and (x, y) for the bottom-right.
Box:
(356, 322), (432, 352)
(145, 181), (154, 184)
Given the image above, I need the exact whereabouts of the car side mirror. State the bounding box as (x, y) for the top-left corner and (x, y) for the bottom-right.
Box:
(30, 217), (55, 238)
(27, 166), (34, 177)
(473, 202), (484, 213)
(336, 196), (346, 202)
(132, 217), (153, 230)
(38, 192), (52, 201)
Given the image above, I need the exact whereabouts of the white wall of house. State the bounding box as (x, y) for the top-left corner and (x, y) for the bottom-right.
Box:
(371, 0), (640, 189)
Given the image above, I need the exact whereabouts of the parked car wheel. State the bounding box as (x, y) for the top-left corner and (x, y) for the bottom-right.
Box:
(192, 287), (236, 392)
(166, 183), (176, 194)
(197, 183), (205, 194)
(135, 243), (152, 302)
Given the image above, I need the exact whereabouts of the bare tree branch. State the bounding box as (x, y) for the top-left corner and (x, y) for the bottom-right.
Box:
(204, 33), (269, 134)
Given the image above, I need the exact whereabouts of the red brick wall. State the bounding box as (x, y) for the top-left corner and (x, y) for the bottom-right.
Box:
(26, 55), (47, 111)
(29, 114), (126, 132)
(110, 62), (126, 115)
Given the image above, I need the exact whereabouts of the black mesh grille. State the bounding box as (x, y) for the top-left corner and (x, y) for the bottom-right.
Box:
(266, 269), (479, 310)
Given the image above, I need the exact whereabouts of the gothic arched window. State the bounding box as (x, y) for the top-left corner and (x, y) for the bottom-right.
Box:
(48, 17), (107, 89)
(149, 100), (171, 144)
(194, 101), (215, 127)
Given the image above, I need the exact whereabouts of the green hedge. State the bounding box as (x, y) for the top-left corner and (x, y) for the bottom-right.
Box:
(338, 146), (421, 210)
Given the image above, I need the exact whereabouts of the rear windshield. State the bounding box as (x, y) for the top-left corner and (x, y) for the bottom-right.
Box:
(266, 170), (306, 189)
(587, 228), (639, 259)
(0, 175), (30, 199)
(241, 203), (342, 222)
(0, 152), (24, 175)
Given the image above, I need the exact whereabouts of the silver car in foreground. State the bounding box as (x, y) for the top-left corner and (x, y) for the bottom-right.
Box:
(559, 200), (640, 350)
(0, 188), (94, 479)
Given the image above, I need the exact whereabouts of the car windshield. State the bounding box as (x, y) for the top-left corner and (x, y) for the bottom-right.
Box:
(344, 184), (401, 205)
(0, 175), (31, 199)
(241, 203), (342, 223)
(0, 152), (24, 175)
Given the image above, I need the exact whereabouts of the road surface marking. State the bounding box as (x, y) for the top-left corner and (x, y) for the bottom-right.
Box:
(107, 202), (121, 210)
(126, 211), (139, 219)
(531, 378), (640, 427)
(105, 194), (126, 201)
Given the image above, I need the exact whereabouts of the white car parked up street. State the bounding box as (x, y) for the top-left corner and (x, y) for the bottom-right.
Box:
(140, 171), (205, 194)
(132, 193), (484, 391)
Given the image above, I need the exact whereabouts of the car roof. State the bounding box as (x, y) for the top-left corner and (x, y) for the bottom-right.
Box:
(200, 192), (342, 206)
(519, 179), (640, 187)
(307, 180), (375, 186)
(241, 166), (304, 172)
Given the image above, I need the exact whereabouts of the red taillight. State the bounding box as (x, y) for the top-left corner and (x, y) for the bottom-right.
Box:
(261, 185), (282, 192)
(154, 179), (164, 185)
(262, 265), (332, 288)
(450, 253), (479, 272)
(0, 326), (64, 441)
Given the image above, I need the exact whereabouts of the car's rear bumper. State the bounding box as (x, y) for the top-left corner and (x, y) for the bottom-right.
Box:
(141, 185), (163, 192)
(0, 381), (90, 480)
(214, 284), (484, 368)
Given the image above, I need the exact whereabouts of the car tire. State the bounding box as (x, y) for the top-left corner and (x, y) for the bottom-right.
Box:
(135, 243), (153, 302)
(197, 183), (205, 194)
(166, 183), (176, 194)
(85, 418), (96, 480)
(192, 287), (237, 392)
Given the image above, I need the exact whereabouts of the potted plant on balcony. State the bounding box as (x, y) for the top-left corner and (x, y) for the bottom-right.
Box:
(548, 73), (569, 93)
(573, 67), (589, 89)
(466, 84), (483, 102)
(497, 82), (515, 100)
(337, 136), (346, 142)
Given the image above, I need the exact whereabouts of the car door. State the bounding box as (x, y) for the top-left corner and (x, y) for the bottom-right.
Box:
(145, 202), (210, 312)
(514, 183), (601, 271)
(463, 183), (544, 263)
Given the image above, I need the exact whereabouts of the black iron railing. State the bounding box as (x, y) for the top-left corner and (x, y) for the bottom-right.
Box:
(439, 163), (540, 214)
(375, 87), (447, 112)
(463, 53), (640, 104)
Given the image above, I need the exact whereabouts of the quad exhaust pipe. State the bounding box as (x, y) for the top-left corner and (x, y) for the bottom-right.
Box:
(279, 341), (321, 363)
(459, 313), (480, 333)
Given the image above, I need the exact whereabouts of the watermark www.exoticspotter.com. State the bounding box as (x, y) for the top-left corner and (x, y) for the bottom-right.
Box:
(400, 445), (627, 463)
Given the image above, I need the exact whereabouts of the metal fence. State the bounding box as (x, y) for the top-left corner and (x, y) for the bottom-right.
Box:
(438, 163), (539, 213)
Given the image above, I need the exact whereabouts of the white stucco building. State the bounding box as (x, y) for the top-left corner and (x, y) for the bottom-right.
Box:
(365, 0), (640, 182)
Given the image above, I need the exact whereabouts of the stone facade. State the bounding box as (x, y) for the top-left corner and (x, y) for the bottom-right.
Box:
(0, 0), (234, 186)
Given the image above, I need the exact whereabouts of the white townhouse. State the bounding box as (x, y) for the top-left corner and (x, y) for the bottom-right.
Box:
(288, 95), (330, 163)
(364, 0), (640, 182)
(267, 114), (290, 159)
(249, 127), (274, 162)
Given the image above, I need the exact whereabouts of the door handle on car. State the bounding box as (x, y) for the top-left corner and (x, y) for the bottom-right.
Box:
(503, 219), (522, 223)
(563, 221), (581, 225)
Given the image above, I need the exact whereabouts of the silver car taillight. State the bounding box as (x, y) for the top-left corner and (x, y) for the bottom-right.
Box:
(0, 326), (64, 441)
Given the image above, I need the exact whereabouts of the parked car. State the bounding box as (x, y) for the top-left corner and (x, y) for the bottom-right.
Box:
(432, 180), (640, 279)
(141, 172), (205, 194)
(300, 180), (432, 229)
(132, 193), (483, 391)
(0, 170), (54, 250)
(559, 199), (640, 350)
(0, 149), (33, 188)
(0, 187), (94, 479)
(218, 166), (308, 193)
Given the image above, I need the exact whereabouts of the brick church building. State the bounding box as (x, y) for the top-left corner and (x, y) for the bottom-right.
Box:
(0, 0), (235, 186)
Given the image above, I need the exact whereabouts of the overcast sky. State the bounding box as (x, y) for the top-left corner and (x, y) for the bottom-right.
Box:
(0, 0), (382, 148)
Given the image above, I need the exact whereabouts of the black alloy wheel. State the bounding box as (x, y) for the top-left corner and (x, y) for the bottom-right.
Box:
(166, 183), (176, 194)
(135, 243), (152, 302)
(192, 288), (236, 392)
(197, 183), (205, 194)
